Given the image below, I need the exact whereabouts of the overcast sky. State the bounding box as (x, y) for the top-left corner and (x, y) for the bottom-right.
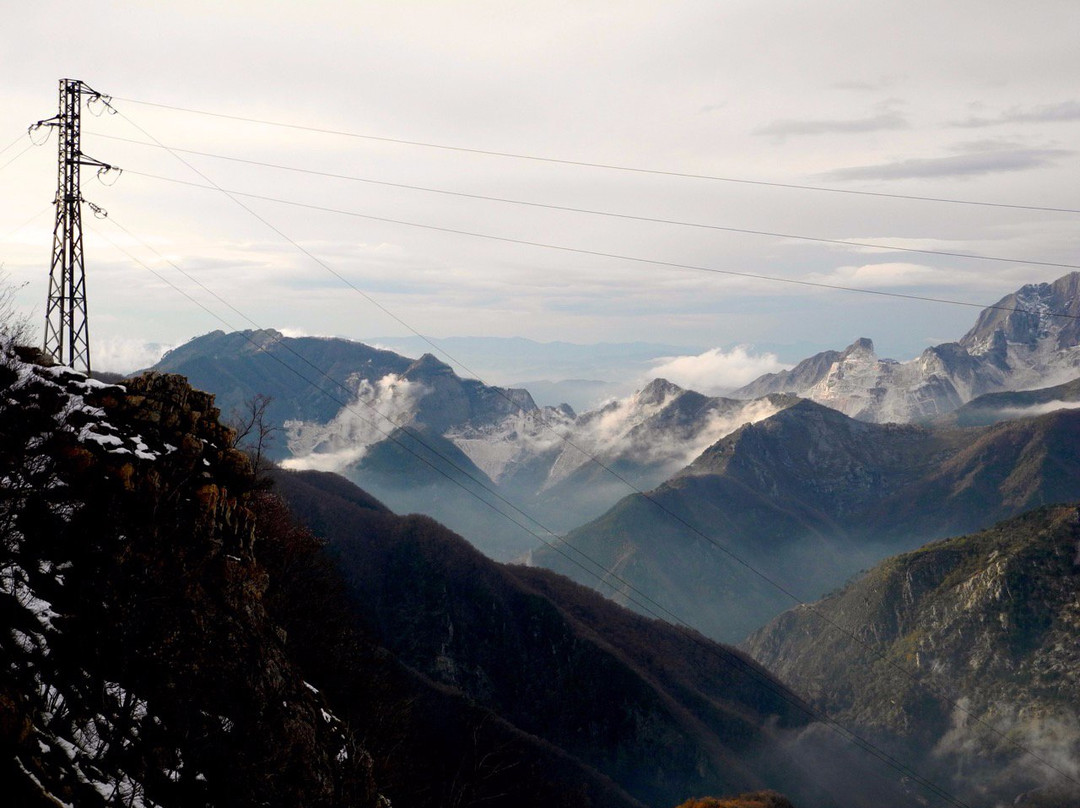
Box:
(1, 1), (1079, 385)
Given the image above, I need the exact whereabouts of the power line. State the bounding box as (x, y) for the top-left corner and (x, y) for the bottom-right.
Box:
(0, 141), (34, 173)
(86, 133), (1080, 278)
(90, 216), (976, 808)
(105, 106), (1080, 793)
(124, 168), (1080, 320)
(109, 96), (1080, 216)
(0, 133), (27, 160)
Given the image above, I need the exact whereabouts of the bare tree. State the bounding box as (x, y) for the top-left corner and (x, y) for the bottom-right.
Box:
(0, 267), (34, 347)
(228, 393), (280, 480)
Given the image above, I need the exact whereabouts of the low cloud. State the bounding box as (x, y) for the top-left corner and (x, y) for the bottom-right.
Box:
(93, 337), (175, 374)
(754, 111), (907, 138)
(648, 347), (789, 395)
(933, 698), (1080, 803)
(992, 400), (1080, 420)
(281, 373), (427, 473)
(804, 262), (983, 289)
(822, 147), (1071, 181)
(954, 100), (1080, 127)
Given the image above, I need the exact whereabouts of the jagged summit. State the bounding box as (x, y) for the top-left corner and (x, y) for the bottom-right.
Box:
(636, 376), (685, 406)
(732, 272), (1080, 423)
(840, 336), (874, 358)
(402, 351), (456, 379)
(962, 271), (1080, 352)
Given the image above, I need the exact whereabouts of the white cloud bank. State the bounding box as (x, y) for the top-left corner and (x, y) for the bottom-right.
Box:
(992, 400), (1080, 420)
(281, 373), (427, 472)
(648, 347), (789, 395)
(94, 337), (175, 374)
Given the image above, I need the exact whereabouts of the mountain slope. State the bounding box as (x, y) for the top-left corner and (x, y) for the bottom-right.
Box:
(0, 344), (661, 808)
(744, 505), (1080, 807)
(935, 375), (1080, 427)
(151, 327), (415, 433)
(273, 467), (921, 808)
(534, 400), (1080, 642)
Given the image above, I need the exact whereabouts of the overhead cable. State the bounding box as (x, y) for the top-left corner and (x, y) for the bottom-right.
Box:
(87, 133), (1080, 265)
(124, 168), (1080, 320)
(110, 96), (1080, 216)
(0, 144), (34, 174)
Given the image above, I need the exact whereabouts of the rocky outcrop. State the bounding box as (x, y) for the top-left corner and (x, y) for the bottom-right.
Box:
(0, 346), (380, 807)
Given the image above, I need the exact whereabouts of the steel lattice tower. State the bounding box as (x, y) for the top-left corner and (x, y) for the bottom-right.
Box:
(37, 79), (113, 375)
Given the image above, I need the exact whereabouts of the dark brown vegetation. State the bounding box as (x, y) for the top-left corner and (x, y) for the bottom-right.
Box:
(0, 359), (380, 806)
(676, 792), (795, 808)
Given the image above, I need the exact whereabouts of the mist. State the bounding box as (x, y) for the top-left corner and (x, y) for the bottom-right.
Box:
(282, 373), (427, 473)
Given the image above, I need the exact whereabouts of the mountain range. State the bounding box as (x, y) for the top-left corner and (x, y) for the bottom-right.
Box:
(154, 333), (791, 559)
(8, 267), (1080, 805)
(532, 399), (1080, 642)
(151, 272), (1080, 568)
(731, 273), (1080, 423)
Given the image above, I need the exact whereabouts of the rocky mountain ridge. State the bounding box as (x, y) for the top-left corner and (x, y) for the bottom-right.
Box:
(732, 272), (1080, 423)
(155, 332), (794, 559)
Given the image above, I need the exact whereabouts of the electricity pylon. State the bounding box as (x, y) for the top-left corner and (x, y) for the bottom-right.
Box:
(31, 79), (116, 375)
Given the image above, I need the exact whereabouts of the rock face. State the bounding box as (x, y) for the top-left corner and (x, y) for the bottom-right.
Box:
(533, 399), (1080, 642)
(0, 346), (379, 807)
(744, 505), (1080, 808)
(731, 272), (1080, 423)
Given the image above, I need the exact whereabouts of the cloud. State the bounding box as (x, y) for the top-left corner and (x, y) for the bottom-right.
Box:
(547, 384), (787, 484)
(953, 100), (1080, 127)
(831, 76), (902, 92)
(991, 400), (1080, 420)
(93, 337), (175, 373)
(804, 262), (981, 289)
(281, 373), (427, 472)
(754, 112), (908, 138)
(822, 147), (1071, 180)
(276, 327), (338, 339)
(648, 346), (789, 395)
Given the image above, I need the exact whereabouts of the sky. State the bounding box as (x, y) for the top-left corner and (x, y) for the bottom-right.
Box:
(1, 1), (1079, 389)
